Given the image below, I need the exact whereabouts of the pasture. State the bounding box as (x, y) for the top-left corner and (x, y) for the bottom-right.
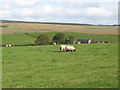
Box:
(2, 43), (118, 88)
(2, 32), (118, 45)
(1, 22), (118, 88)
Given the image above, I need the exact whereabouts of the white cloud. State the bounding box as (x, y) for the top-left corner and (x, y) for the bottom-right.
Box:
(85, 0), (119, 2)
(13, 0), (38, 7)
(0, 3), (12, 19)
(41, 5), (57, 15)
(20, 8), (35, 16)
(0, 10), (11, 19)
(63, 9), (82, 18)
(64, 0), (100, 8)
(86, 7), (112, 18)
(17, 5), (61, 18)
(36, 4), (82, 18)
(23, 17), (36, 22)
(2, 4), (10, 10)
(37, 5), (61, 17)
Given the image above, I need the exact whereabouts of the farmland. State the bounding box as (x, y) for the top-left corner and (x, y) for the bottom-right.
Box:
(1, 22), (118, 34)
(1, 21), (119, 88)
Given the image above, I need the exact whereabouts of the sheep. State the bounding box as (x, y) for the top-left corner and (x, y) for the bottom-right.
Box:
(65, 45), (76, 52)
(53, 42), (56, 45)
(6, 44), (12, 47)
(77, 42), (81, 44)
(8, 44), (11, 47)
(60, 45), (66, 51)
(6, 45), (8, 47)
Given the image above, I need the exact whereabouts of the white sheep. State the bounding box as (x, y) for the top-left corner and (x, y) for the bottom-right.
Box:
(8, 44), (11, 47)
(6, 44), (12, 47)
(65, 45), (76, 52)
(60, 45), (66, 51)
(53, 42), (56, 45)
(6, 45), (8, 47)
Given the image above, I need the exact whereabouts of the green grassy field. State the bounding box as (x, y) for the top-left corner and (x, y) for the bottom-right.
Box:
(2, 32), (118, 45)
(1, 22), (118, 88)
(2, 43), (118, 88)
(2, 33), (36, 45)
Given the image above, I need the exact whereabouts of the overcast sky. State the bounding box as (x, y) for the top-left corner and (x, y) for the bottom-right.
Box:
(0, 0), (119, 25)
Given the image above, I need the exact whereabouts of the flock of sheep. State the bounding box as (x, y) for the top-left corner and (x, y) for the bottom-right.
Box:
(5, 43), (76, 52)
(60, 45), (76, 52)
(5, 44), (12, 47)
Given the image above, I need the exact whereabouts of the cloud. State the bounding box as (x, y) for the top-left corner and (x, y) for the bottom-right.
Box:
(18, 4), (82, 19)
(86, 7), (112, 18)
(63, 9), (82, 18)
(13, 0), (38, 7)
(16, 4), (61, 21)
(20, 8), (35, 16)
(85, 0), (119, 2)
(39, 5), (60, 17)
(35, 5), (61, 18)
(0, 3), (12, 19)
(1, 3), (10, 10)
(0, 10), (11, 19)
(64, 0), (100, 8)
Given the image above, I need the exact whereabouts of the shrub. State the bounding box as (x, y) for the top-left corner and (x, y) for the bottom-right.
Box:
(52, 33), (65, 44)
(65, 36), (75, 44)
(35, 34), (50, 45)
(68, 36), (75, 44)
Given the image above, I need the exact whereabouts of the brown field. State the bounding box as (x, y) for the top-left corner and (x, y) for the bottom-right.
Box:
(0, 22), (118, 34)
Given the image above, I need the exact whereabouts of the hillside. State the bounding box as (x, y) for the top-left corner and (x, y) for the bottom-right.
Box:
(1, 21), (118, 45)
(2, 32), (118, 45)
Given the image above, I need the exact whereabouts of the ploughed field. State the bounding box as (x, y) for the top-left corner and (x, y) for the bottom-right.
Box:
(2, 43), (118, 88)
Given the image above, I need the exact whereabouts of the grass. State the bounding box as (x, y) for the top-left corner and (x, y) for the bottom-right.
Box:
(2, 33), (36, 45)
(1, 22), (119, 88)
(2, 43), (118, 88)
(2, 32), (118, 45)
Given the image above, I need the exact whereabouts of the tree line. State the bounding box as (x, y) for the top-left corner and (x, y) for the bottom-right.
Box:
(35, 33), (75, 45)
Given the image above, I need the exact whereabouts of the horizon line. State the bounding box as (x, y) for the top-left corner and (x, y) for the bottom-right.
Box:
(1, 19), (119, 26)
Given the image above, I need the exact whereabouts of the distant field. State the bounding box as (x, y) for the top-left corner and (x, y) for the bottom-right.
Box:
(1, 22), (118, 45)
(2, 43), (118, 88)
(2, 32), (118, 45)
(1, 22), (118, 34)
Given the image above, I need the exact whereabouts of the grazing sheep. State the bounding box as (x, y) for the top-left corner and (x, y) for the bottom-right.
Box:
(77, 42), (81, 44)
(65, 45), (76, 52)
(8, 44), (11, 47)
(6, 44), (12, 47)
(6, 45), (8, 47)
(53, 42), (56, 45)
(60, 45), (66, 51)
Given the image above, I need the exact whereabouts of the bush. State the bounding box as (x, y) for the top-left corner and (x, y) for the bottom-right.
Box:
(35, 34), (50, 45)
(65, 36), (75, 44)
(52, 33), (65, 44)
(68, 36), (75, 44)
